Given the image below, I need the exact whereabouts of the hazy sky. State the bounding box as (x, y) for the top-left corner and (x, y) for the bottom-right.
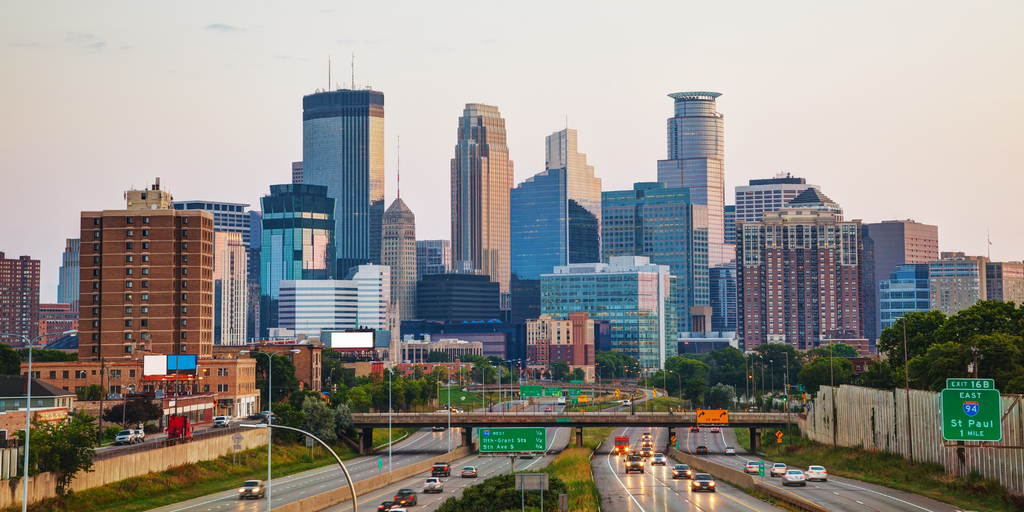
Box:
(2, 1), (1022, 302)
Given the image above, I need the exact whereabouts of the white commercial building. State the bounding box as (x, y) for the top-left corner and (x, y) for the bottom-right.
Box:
(734, 173), (823, 223)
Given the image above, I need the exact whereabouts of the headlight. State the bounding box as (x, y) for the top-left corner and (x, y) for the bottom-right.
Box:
(709, 482), (715, 486)
(238, 489), (245, 493)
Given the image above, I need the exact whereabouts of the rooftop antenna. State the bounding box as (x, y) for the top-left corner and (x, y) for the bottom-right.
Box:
(351, 52), (355, 91)
(328, 55), (331, 91)
(988, 229), (992, 260)
(397, 135), (401, 199)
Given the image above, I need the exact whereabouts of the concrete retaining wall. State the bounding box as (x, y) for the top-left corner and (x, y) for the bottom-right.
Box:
(0, 428), (268, 508)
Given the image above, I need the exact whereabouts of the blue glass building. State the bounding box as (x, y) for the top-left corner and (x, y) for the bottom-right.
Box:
(602, 182), (710, 334)
(879, 264), (930, 331)
(302, 89), (384, 274)
(259, 184), (335, 335)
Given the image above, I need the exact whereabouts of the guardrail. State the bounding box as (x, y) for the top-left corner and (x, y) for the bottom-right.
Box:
(351, 411), (795, 428)
(94, 425), (247, 461)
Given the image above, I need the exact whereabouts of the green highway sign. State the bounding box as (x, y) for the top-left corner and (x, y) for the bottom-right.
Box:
(947, 378), (995, 390)
(941, 385), (1002, 442)
(479, 427), (547, 452)
(569, 389), (581, 396)
(520, 385), (543, 397)
(556, 418), (571, 423)
(758, 461), (764, 477)
(570, 380), (584, 384)
(544, 387), (563, 397)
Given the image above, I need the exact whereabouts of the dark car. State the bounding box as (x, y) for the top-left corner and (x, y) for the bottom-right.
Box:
(394, 489), (417, 506)
(377, 501), (398, 512)
(696, 446), (708, 455)
(624, 454), (645, 474)
(672, 464), (692, 479)
(691, 473), (716, 492)
(238, 480), (266, 500)
(689, 426), (700, 432)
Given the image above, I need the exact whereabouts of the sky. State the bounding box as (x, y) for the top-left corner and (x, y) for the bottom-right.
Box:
(2, 1), (1022, 302)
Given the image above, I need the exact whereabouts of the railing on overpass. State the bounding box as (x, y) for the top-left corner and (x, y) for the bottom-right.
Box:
(463, 383), (639, 393)
(93, 425), (248, 461)
(350, 411), (794, 429)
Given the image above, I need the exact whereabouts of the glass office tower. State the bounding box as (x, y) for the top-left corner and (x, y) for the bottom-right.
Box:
(302, 88), (385, 274)
(879, 264), (930, 332)
(57, 238), (80, 307)
(259, 184), (336, 335)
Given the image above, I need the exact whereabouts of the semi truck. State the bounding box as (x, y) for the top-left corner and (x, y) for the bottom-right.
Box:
(613, 436), (630, 455)
(166, 415), (193, 443)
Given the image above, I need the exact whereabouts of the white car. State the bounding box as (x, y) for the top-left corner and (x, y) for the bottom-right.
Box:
(651, 453), (667, 465)
(114, 430), (137, 445)
(782, 469), (807, 486)
(806, 465), (828, 482)
(724, 447), (736, 455)
(744, 461), (760, 474)
(423, 477), (443, 493)
(213, 416), (230, 428)
(133, 429), (146, 442)
(770, 463), (788, 477)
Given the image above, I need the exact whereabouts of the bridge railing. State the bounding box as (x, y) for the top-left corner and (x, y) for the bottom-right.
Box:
(351, 411), (794, 423)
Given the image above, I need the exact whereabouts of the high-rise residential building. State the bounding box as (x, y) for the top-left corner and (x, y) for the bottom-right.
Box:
(451, 103), (514, 303)
(171, 201), (252, 246)
(259, 184), (336, 335)
(216, 232), (248, 345)
(0, 253), (40, 342)
(37, 303), (78, 339)
(302, 89), (385, 273)
(553, 312), (596, 381)
(278, 280), (357, 336)
(709, 263), (737, 332)
(541, 256), (677, 369)
(79, 179), (215, 361)
(292, 161), (303, 184)
(987, 261), (1024, 305)
(737, 188), (863, 351)
(657, 91), (727, 265)
(602, 182), (710, 333)
(929, 252), (988, 316)
(381, 199), (417, 336)
(861, 220), (939, 341)
(343, 264), (391, 330)
(246, 211), (262, 342)
(879, 264), (930, 332)
(417, 273), (501, 323)
(724, 206), (736, 246)
(525, 314), (566, 368)
(57, 238), (80, 309)
(734, 174), (820, 223)
(416, 240), (452, 281)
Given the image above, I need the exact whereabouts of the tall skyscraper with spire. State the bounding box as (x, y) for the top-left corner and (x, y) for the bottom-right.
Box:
(302, 88), (385, 275)
(451, 103), (514, 304)
(657, 92), (728, 265)
(381, 197), (416, 336)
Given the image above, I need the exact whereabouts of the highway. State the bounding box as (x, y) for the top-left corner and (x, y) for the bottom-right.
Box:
(683, 427), (960, 512)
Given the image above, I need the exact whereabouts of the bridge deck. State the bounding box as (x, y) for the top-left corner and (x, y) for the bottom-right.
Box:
(351, 411), (794, 429)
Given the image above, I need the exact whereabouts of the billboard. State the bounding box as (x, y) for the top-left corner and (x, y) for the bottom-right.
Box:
(328, 331), (375, 350)
(143, 355), (198, 379)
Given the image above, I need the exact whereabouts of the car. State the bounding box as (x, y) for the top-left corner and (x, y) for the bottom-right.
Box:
(689, 426), (700, 432)
(213, 416), (230, 428)
(782, 469), (807, 486)
(238, 480), (266, 500)
(691, 474), (716, 492)
(770, 463), (788, 477)
(724, 447), (736, 455)
(696, 446), (708, 455)
(455, 407), (465, 413)
(394, 489), (418, 506)
(431, 462), (451, 477)
(519, 451), (535, 459)
(806, 465), (828, 482)
(114, 430), (137, 445)
(651, 453), (666, 465)
(710, 426), (721, 433)
(672, 464), (692, 479)
(377, 501), (398, 512)
(423, 477), (443, 493)
(431, 426), (445, 432)
(389, 509), (409, 512)
(744, 461), (760, 474)
(461, 466), (478, 478)
(621, 399), (632, 406)
(544, 407), (552, 412)
(641, 432), (652, 439)
(624, 454), (644, 474)
(640, 448), (652, 458)
(133, 429), (146, 442)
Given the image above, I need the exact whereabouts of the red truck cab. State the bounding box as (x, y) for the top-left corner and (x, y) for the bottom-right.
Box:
(167, 415), (193, 442)
(613, 436), (630, 455)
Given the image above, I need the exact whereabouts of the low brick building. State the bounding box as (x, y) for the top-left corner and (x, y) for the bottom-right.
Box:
(213, 341), (323, 392)
(0, 375), (76, 445)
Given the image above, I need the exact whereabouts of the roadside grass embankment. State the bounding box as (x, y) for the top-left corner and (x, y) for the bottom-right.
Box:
(8, 441), (358, 512)
(733, 428), (1024, 512)
(372, 427), (421, 448)
(537, 426), (614, 512)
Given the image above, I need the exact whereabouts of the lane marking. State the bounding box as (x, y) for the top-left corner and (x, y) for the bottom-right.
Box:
(604, 427), (647, 512)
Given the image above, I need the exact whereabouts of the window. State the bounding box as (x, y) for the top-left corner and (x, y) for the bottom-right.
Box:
(182, 268), (188, 275)
(217, 384), (228, 392)
(141, 319), (147, 327)
(92, 333), (98, 340)
(141, 281), (149, 288)
(141, 307), (148, 314)
(142, 255), (149, 262)
(181, 320), (187, 326)
(181, 293), (187, 301)
(93, 256), (99, 263)
(93, 243), (100, 250)
(93, 307), (99, 315)
(181, 307), (187, 314)
(203, 385), (210, 392)
(109, 370), (121, 379)
(109, 385), (121, 394)
(49, 371), (56, 379)
(126, 230), (133, 236)
(182, 255), (188, 262)
(62, 371), (68, 379)
(142, 268), (148, 275)
(182, 281), (187, 288)
(129, 370), (136, 378)
(183, 242), (188, 250)
(126, 217), (133, 224)
(125, 307), (132, 314)
(93, 269), (99, 276)
(181, 332), (187, 339)
(181, 344), (187, 352)
(125, 320), (132, 327)
(141, 294), (148, 301)
(124, 345), (132, 353)
(142, 229), (149, 236)
(143, 217), (149, 224)
(142, 242), (149, 250)
(126, 268), (133, 275)
(93, 282), (99, 289)
(92, 320), (98, 327)
(126, 255), (133, 262)
(93, 231), (100, 238)
(92, 346), (98, 354)
(125, 281), (133, 288)
(75, 370), (87, 378)
(140, 193), (146, 200)
(124, 333), (132, 340)
(94, 218), (100, 225)
(183, 230), (188, 237)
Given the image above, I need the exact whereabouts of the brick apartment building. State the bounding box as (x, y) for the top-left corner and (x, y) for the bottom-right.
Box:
(38, 303), (78, 340)
(0, 253), (41, 342)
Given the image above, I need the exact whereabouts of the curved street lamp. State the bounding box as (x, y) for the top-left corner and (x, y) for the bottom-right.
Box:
(241, 348), (300, 510)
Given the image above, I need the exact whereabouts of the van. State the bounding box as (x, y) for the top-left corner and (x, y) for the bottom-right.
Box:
(556, 396), (566, 405)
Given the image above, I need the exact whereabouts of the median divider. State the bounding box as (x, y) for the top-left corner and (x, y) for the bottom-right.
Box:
(275, 443), (476, 512)
(665, 446), (827, 512)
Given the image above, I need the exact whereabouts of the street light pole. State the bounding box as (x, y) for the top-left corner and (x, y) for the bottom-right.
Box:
(902, 317), (914, 466)
(828, 334), (836, 449)
(241, 348), (299, 511)
(388, 362), (392, 473)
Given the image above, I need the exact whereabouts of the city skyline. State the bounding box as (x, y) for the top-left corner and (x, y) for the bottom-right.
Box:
(2, 2), (1023, 302)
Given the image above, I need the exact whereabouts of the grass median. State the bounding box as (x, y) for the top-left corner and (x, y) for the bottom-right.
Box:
(10, 441), (359, 512)
(538, 427), (613, 512)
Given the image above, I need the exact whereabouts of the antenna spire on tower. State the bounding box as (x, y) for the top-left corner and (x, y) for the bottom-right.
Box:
(351, 52), (355, 90)
(397, 135), (401, 199)
(328, 55), (331, 91)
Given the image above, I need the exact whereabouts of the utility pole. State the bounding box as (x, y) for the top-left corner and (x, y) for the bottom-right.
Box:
(972, 346), (979, 378)
(829, 335), (836, 448)
(903, 317), (914, 466)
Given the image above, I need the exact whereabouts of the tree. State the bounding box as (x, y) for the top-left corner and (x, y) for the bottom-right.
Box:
(435, 472), (568, 512)
(76, 384), (104, 401)
(269, 402), (304, 443)
(704, 383), (735, 409)
(806, 343), (860, 359)
(426, 351), (449, 363)
(301, 396), (337, 444)
(938, 300), (1024, 345)
(289, 389), (319, 410)
(18, 412), (97, 496)
(334, 402), (354, 438)
(570, 367), (586, 382)
(909, 333), (1024, 392)
(797, 357), (853, 394)
(704, 347), (748, 388)
(666, 357), (710, 379)
(255, 353), (300, 408)
(877, 310), (946, 368)
(857, 361), (897, 390)
(347, 387), (371, 413)
(0, 344), (20, 375)
(101, 399), (162, 429)
(682, 377), (707, 405)
(19, 348), (77, 362)
(549, 361), (570, 382)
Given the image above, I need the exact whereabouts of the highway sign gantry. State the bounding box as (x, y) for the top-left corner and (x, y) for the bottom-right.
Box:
(696, 409), (729, 425)
(941, 379), (1002, 442)
(520, 385), (543, 397)
(479, 427), (547, 452)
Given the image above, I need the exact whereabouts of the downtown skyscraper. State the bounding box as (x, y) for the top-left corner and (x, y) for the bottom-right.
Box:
(451, 103), (514, 303)
(381, 197), (417, 336)
(302, 88), (385, 275)
(657, 92), (729, 265)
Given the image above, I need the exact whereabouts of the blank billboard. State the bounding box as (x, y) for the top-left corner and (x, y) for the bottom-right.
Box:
(143, 355), (199, 378)
(329, 331), (374, 350)
(143, 355), (166, 376)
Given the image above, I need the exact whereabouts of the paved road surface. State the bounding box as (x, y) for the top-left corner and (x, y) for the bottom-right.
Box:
(684, 427), (959, 512)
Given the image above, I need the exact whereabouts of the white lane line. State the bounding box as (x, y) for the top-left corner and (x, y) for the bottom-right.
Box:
(604, 427), (647, 512)
(832, 480), (936, 512)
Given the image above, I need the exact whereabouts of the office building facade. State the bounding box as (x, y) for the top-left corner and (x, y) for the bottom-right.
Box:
(602, 182), (710, 333)
(657, 91), (727, 265)
(861, 220), (939, 341)
(417, 273), (501, 323)
(216, 232), (248, 345)
(987, 261), (1024, 305)
(259, 184), (336, 334)
(737, 188), (863, 351)
(57, 238), (80, 308)
(510, 273), (541, 324)
(879, 264), (930, 332)
(710, 263), (737, 332)
(292, 161), (303, 184)
(929, 252), (988, 316)
(451, 103), (514, 301)
(381, 199), (417, 332)
(416, 240), (452, 281)
(724, 206), (736, 246)
(0, 253), (40, 342)
(302, 89), (385, 273)
(246, 211), (262, 342)
(734, 174), (820, 223)
(541, 256), (677, 369)
(344, 264), (391, 330)
(398, 338), (484, 364)
(278, 280), (358, 336)
(171, 200), (252, 246)
(79, 180), (215, 361)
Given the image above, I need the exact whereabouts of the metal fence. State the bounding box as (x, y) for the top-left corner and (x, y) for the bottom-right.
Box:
(93, 425), (248, 461)
(804, 385), (1024, 493)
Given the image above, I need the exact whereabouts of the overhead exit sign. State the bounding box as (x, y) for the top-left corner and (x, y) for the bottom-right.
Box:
(520, 385), (543, 397)
(941, 380), (1002, 442)
(479, 427), (546, 452)
(947, 378), (995, 390)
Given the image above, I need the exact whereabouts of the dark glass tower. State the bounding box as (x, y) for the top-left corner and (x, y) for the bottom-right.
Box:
(302, 89), (384, 275)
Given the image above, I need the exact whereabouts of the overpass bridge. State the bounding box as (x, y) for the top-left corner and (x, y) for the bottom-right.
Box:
(350, 411), (794, 453)
(461, 383), (640, 394)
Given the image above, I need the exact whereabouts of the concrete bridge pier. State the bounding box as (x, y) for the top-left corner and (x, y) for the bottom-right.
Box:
(360, 427), (374, 454)
(575, 426), (583, 447)
(749, 428), (759, 454)
(461, 427), (473, 450)
(668, 427), (676, 449)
